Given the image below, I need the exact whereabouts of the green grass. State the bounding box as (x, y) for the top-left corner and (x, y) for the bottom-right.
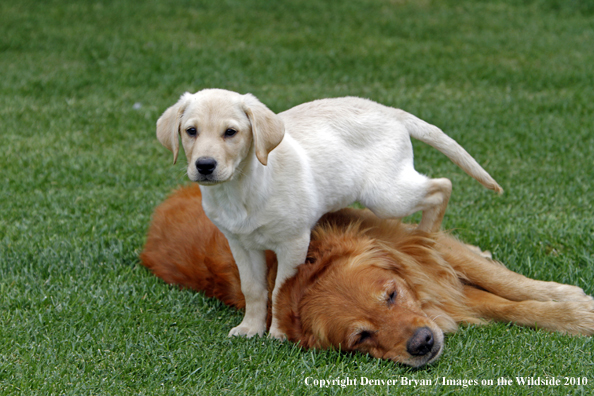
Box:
(1, 0), (593, 394)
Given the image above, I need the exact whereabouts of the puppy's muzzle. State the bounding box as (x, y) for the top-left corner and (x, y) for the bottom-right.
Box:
(195, 157), (217, 176)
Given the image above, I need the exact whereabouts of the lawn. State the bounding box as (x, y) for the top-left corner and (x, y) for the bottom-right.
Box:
(1, 0), (593, 394)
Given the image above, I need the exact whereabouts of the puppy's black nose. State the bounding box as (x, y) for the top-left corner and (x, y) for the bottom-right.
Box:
(195, 157), (217, 175)
(406, 327), (434, 356)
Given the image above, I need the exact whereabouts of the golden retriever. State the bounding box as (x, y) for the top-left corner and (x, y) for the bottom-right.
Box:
(156, 89), (502, 338)
(140, 185), (594, 367)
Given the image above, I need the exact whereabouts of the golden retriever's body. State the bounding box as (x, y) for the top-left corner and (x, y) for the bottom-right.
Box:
(141, 185), (594, 367)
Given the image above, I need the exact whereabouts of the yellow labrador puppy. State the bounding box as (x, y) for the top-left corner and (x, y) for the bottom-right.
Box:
(156, 89), (502, 339)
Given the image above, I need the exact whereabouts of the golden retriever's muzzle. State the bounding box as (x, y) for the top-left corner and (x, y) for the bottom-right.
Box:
(407, 327), (435, 357)
(406, 327), (442, 366)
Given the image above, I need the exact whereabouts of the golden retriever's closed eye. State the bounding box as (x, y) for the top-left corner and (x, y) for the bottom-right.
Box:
(141, 185), (594, 367)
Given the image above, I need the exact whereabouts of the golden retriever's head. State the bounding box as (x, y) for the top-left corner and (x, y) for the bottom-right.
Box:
(156, 89), (285, 184)
(276, 223), (445, 368)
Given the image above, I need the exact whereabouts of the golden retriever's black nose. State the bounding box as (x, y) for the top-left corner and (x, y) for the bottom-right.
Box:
(407, 327), (434, 356)
(196, 158), (217, 175)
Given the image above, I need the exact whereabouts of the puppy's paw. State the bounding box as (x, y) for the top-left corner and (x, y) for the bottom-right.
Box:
(228, 323), (265, 338)
(268, 325), (287, 341)
(464, 243), (492, 259)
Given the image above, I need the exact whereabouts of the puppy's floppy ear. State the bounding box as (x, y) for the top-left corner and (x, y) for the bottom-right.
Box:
(242, 93), (285, 166)
(156, 92), (192, 164)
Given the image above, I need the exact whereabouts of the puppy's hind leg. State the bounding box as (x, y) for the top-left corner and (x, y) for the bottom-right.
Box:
(417, 178), (452, 233)
(362, 168), (451, 233)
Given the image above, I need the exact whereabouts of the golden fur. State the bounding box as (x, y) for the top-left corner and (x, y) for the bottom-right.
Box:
(141, 185), (594, 367)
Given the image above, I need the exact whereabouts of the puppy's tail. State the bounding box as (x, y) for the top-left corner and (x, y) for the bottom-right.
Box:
(402, 113), (503, 194)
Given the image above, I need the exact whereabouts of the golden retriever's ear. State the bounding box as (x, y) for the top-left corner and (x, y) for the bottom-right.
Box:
(156, 93), (192, 164)
(242, 94), (285, 166)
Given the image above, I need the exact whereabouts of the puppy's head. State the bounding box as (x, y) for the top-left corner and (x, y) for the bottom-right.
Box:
(276, 224), (444, 368)
(156, 89), (285, 184)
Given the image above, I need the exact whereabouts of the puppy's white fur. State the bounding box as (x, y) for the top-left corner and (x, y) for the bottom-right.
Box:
(157, 88), (502, 338)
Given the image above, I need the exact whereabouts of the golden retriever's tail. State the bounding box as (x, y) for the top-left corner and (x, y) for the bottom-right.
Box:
(402, 113), (503, 194)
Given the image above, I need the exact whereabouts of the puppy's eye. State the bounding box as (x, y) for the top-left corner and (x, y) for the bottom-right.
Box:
(224, 128), (237, 137)
(387, 290), (397, 306)
(186, 127), (197, 137)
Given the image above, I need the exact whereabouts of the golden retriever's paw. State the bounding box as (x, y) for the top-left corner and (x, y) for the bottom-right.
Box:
(548, 283), (594, 304)
(557, 301), (594, 336)
(228, 323), (266, 338)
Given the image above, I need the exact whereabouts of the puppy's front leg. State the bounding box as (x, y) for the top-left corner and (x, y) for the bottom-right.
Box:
(268, 233), (311, 340)
(227, 240), (268, 338)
